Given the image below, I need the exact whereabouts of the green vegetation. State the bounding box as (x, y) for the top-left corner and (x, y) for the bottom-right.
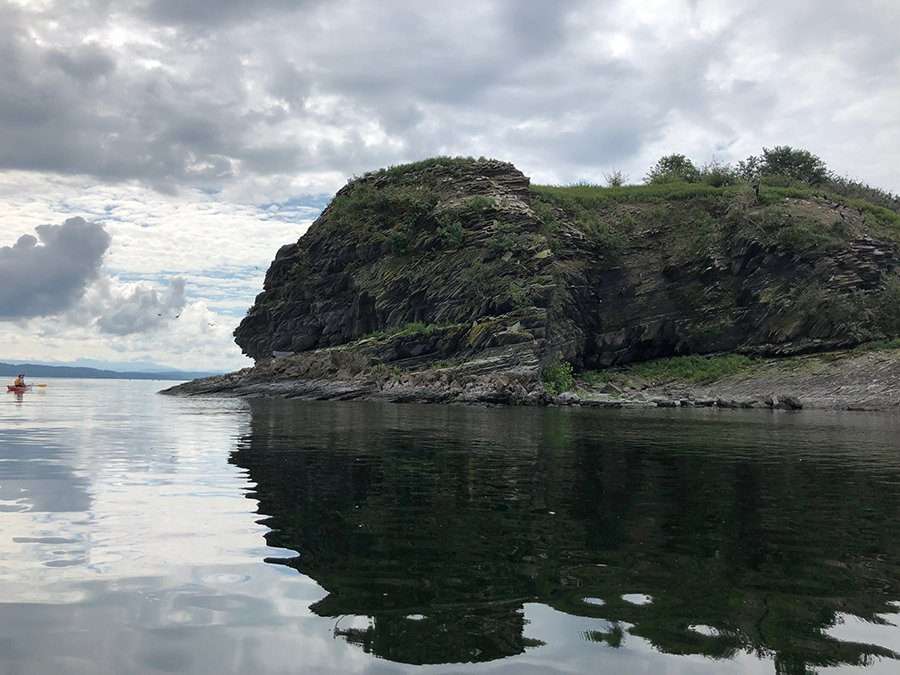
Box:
(583, 354), (757, 386)
(645, 154), (701, 184)
(828, 175), (900, 213)
(739, 146), (829, 185)
(699, 159), (741, 187)
(462, 195), (495, 212)
(603, 170), (627, 187)
(532, 180), (735, 206)
(389, 229), (410, 255)
(361, 156), (491, 180)
(874, 273), (900, 334)
(436, 218), (464, 248)
(855, 338), (900, 352)
(542, 360), (575, 394)
(327, 182), (438, 233)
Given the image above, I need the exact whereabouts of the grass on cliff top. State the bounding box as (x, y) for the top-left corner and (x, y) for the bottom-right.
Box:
(360, 156), (499, 180)
(532, 181), (900, 226)
(533, 181), (900, 253)
(582, 353), (758, 386)
(532, 181), (742, 206)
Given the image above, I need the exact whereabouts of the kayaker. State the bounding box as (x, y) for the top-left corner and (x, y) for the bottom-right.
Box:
(14, 374), (25, 387)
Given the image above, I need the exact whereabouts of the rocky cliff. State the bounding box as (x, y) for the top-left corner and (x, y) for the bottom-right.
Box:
(167, 157), (900, 405)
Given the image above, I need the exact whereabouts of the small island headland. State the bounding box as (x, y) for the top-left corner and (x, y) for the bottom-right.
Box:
(165, 156), (900, 410)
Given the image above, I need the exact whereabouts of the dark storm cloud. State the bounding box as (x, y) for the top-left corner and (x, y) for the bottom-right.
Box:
(0, 218), (110, 319)
(0, 0), (897, 192)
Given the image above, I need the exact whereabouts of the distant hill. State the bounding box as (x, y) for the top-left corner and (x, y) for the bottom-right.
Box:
(0, 362), (219, 381)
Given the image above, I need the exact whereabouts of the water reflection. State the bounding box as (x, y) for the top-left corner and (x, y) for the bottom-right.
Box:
(231, 401), (900, 671)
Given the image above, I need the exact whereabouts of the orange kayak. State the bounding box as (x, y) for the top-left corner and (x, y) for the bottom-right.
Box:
(7, 385), (30, 393)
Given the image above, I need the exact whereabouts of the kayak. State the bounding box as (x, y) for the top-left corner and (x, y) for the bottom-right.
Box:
(7, 385), (30, 392)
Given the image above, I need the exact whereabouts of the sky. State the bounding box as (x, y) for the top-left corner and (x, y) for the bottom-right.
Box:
(1, 0), (898, 371)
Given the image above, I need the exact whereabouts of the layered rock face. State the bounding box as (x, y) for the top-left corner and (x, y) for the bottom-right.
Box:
(173, 158), (900, 403)
(236, 159), (550, 363)
(551, 197), (899, 368)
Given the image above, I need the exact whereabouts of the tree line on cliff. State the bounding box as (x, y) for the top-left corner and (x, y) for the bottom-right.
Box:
(601, 146), (899, 214)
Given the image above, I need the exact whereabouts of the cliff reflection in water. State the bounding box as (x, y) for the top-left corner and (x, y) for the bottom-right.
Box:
(229, 400), (900, 671)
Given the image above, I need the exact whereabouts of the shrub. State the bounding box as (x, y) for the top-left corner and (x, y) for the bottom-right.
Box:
(700, 160), (740, 187)
(463, 195), (495, 212)
(437, 219), (465, 248)
(488, 233), (517, 256)
(542, 360), (574, 394)
(389, 230), (410, 255)
(531, 197), (561, 233)
(506, 282), (529, 308)
(645, 154), (701, 184)
(604, 170), (627, 187)
(875, 274), (900, 335)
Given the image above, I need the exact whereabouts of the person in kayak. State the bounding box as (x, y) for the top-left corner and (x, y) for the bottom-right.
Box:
(13, 374), (25, 387)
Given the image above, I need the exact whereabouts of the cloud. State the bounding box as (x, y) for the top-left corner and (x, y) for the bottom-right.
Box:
(44, 43), (116, 82)
(0, 217), (110, 319)
(85, 277), (187, 335)
(0, 0), (896, 195)
(139, 0), (316, 27)
(1, 0), (899, 370)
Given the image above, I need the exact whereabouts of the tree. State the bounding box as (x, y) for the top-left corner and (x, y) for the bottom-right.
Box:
(737, 155), (763, 181)
(758, 146), (829, 185)
(644, 154), (701, 184)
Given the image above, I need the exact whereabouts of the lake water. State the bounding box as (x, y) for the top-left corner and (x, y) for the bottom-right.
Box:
(1, 379), (899, 674)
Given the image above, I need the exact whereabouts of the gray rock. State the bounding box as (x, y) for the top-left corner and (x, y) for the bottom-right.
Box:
(776, 395), (803, 410)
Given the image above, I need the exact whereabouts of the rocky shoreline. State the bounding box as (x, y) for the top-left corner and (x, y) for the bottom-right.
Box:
(163, 346), (900, 412)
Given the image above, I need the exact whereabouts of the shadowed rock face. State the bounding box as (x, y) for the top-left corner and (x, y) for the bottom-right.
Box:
(183, 157), (900, 404)
(235, 159), (551, 363)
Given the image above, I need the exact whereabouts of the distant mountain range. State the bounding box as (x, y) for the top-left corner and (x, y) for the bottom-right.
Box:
(0, 362), (218, 381)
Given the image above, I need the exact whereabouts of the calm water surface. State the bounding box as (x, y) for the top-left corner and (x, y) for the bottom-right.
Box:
(1, 379), (899, 674)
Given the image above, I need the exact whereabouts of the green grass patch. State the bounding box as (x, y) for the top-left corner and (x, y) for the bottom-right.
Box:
(532, 181), (740, 208)
(854, 338), (900, 352)
(585, 354), (758, 385)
